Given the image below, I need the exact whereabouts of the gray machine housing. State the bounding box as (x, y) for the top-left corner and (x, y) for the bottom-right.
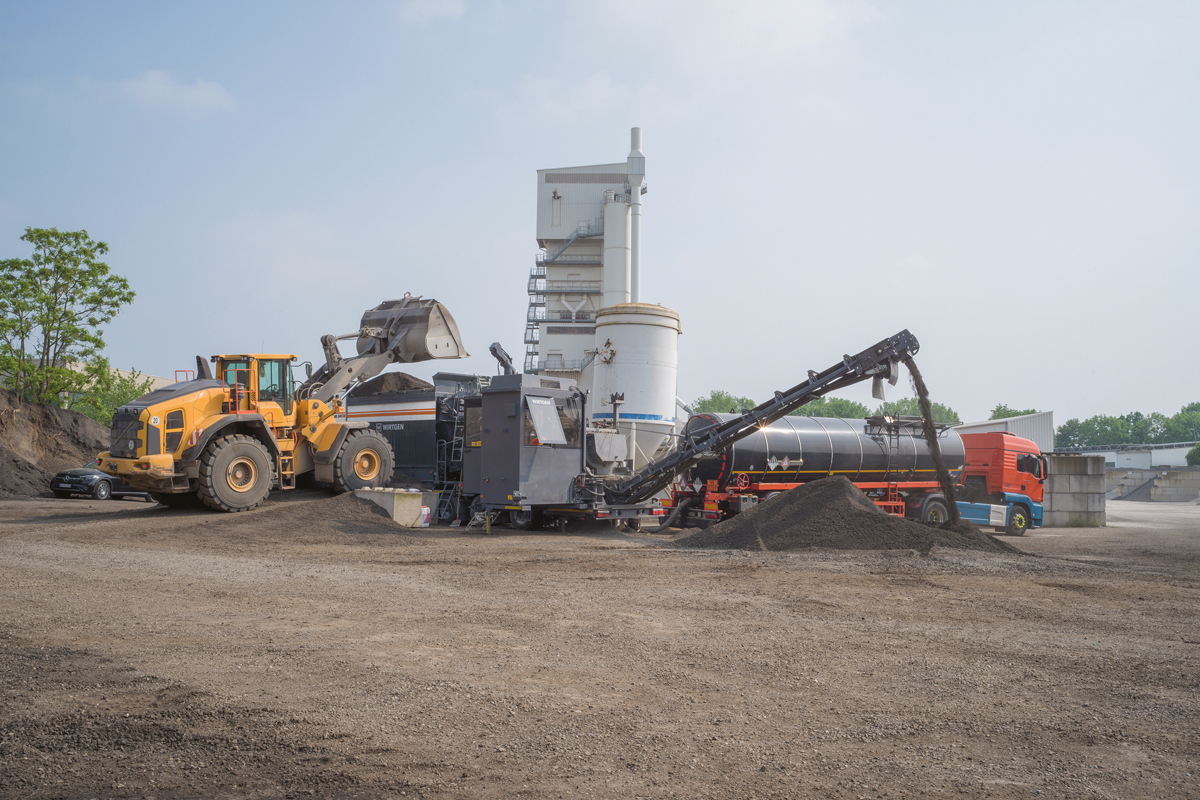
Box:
(467, 373), (586, 508)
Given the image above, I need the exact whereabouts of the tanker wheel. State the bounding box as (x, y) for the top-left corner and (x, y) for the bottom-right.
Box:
(151, 491), (202, 509)
(1006, 505), (1030, 536)
(763, 492), (783, 502)
(510, 509), (543, 531)
(197, 434), (273, 512)
(921, 498), (950, 525)
(332, 430), (395, 493)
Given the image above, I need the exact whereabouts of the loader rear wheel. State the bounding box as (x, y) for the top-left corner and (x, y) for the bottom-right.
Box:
(151, 491), (201, 509)
(198, 434), (272, 512)
(332, 430), (394, 493)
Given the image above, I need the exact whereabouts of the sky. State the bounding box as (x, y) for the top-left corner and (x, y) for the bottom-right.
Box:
(1, 0), (1196, 425)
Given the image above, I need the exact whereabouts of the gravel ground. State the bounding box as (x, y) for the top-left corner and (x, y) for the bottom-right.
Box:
(1, 493), (1198, 799)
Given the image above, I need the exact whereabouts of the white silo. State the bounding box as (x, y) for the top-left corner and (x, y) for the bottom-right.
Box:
(591, 303), (681, 469)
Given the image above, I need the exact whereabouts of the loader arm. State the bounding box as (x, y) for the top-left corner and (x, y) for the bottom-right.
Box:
(298, 295), (468, 405)
(604, 329), (920, 506)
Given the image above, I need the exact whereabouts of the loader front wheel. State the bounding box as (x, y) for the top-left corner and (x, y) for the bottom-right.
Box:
(198, 434), (273, 512)
(332, 430), (394, 493)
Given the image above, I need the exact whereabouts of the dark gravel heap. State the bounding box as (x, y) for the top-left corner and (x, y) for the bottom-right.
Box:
(674, 476), (1020, 554)
(349, 372), (433, 396)
(0, 389), (109, 499)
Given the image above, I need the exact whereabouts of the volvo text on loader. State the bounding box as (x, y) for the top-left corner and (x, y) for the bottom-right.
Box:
(96, 295), (467, 512)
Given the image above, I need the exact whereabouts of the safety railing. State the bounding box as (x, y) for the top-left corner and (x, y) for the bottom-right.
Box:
(544, 280), (601, 293)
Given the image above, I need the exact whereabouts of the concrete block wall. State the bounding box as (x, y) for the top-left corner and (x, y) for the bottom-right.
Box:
(1151, 470), (1200, 502)
(1106, 466), (1200, 501)
(1044, 454), (1106, 527)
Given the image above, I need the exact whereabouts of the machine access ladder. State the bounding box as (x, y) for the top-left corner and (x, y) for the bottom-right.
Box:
(435, 397), (466, 522)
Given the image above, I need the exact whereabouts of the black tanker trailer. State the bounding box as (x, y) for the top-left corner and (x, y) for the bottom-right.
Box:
(671, 414), (965, 527)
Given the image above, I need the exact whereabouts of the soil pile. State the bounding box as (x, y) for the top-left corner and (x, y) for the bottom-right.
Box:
(194, 490), (423, 543)
(675, 476), (1020, 554)
(0, 389), (109, 499)
(349, 371), (433, 396)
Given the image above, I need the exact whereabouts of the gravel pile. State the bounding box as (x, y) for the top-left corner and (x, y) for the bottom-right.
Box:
(674, 475), (1021, 554)
(0, 389), (109, 499)
(349, 372), (433, 396)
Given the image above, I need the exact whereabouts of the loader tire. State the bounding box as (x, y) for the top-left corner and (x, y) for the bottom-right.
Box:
(151, 491), (202, 509)
(332, 429), (394, 493)
(197, 434), (273, 512)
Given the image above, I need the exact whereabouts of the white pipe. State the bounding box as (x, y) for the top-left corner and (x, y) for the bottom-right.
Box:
(626, 127), (645, 305)
(629, 190), (641, 304)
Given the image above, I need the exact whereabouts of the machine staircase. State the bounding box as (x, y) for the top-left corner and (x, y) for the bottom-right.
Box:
(525, 220), (604, 373)
(435, 398), (467, 522)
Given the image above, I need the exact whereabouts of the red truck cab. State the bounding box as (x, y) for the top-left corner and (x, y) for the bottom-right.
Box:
(960, 431), (1047, 503)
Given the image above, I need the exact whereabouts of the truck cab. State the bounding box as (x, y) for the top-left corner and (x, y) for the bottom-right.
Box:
(961, 431), (1047, 503)
(958, 431), (1048, 534)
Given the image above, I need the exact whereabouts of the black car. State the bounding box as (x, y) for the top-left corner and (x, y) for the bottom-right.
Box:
(49, 466), (151, 501)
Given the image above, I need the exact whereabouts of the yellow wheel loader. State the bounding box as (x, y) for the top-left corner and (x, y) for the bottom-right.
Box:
(96, 295), (467, 512)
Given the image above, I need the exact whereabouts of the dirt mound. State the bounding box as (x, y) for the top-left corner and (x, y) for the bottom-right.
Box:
(349, 371), (433, 397)
(250, 490), (418, 537)
(0, 389), (109, 499)
(675, 476), (1021, 554)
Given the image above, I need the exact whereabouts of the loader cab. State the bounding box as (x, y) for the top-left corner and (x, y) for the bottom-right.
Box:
(213, 354), (299, 418)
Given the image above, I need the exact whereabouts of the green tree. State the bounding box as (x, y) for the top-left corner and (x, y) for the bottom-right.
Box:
(1126, 411), (1167, 444)
(0, 227), (135, 405)
(1162, 403), (1200, 443)
(1055, 418), (1084, 448)
(1187, 443), (1200, 466)
(69, 359), (155, 426)
(791, 396), (872, 418)
(692, 389), (758, 414)
(990, 404), (1039, 420)
(875, 397), (961, 425)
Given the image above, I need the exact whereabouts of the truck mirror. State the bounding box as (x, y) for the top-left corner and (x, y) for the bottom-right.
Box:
(306, 363), (312, 379)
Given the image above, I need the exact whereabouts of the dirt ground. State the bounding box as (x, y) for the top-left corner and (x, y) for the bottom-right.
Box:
(1, 495), (1197, 800)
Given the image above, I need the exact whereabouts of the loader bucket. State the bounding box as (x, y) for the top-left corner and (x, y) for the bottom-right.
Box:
(356, 296), (469, 362)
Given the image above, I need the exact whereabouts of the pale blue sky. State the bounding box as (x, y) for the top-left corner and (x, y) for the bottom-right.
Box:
(2, 1), (1196, 424)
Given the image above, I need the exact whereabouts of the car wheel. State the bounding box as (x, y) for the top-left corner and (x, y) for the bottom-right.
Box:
(92, 481), (112, 501)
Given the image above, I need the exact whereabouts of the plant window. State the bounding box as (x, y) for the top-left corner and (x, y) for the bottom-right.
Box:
(525, 396), (567, 445)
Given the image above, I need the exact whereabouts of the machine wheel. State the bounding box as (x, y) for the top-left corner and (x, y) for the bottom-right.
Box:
(332, 430), (395, 493)
(510, 509), (543, 531)
(150, 491), (202, 509)
(53, 490), (72, 498)
(921, 498), (950, 524)
(1006, 505), (1031, 536)
(197, 434), (273, 512)
(92, 481), (112, 501)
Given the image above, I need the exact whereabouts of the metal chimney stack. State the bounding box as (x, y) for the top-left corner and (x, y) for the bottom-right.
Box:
(626, 127), (645, 304)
